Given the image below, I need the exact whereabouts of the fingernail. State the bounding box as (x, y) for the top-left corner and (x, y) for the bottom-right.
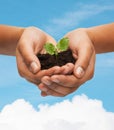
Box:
(75, 66), (84, 78)
(30, 61), (39, 74)
(42, 80), (52, 86)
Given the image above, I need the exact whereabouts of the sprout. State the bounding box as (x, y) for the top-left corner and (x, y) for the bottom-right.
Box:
(44, 37), (69, 55)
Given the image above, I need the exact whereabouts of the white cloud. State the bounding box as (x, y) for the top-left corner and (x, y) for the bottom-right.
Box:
(0, 94), (114, 130)
(44, 3), (114, 37)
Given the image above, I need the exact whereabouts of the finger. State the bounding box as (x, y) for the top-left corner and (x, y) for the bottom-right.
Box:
(60, 63), (74, 74)
(39, 83), (77, 97)
(16, 50), (31, 77)
(16, 52), (60, 84)
(41, 91), (48, 97)
(37, 66), (62, 78)
(42, 64), (73, 76)
(16, 50), (41, 84)
(47, 82), (77, 95)
(46, 66), (64, 75)
(73, 43), (94, 79)
(41, 76), (52, 86)
(24, 66), (62, 84)
(82, 52), (96, 81)
(50, 75), (79, 87)
(25, 77), (40, 85)
(41, 91), (64, 97)
(17, 40), (41, 74)
(38, 83), (65, 97)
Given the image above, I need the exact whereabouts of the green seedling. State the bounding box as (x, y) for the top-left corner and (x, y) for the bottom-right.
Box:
(44, 37), (69, 55)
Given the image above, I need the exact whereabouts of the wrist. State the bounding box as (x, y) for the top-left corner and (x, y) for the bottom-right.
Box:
(11, 27), (25, 56)
(86, 28), (95, 49)
(85, 28), (100, 54)
(16, 27), (25, 43)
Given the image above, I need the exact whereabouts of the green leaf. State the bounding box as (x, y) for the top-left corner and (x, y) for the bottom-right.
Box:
(57, 37), (69, 51)
(44, 37), (69, 55)
(44, 43), (56, 55)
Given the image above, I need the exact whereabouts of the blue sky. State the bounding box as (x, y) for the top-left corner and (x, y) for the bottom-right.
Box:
(0, 0), (114, 112)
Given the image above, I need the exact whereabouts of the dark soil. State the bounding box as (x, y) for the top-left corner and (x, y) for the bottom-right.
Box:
(37, 49), (76, 70)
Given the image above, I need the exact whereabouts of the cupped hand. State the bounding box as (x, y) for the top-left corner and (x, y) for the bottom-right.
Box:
(16, 26), (61, 85)
(39, 28), (96, 97)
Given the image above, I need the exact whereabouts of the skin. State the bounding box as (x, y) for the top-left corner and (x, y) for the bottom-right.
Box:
(0, 25), (24, 55)
(40, 23), (114, 97)
(0, 25), (64, 86)
(16, 26), (70, 85)
(39, 29), (96, 96)
(0, 23), (114, 97)
(87, 23), (114, 53)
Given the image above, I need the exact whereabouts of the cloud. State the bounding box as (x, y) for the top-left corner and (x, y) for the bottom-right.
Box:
(44, 3), (114, 38)
(0, 94), (114, 130)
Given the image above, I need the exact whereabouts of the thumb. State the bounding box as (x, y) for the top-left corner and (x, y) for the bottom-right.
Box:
(17, 42), (41, 74)
(73, 46), (93, 79)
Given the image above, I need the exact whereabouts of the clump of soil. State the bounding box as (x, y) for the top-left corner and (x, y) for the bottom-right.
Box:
(37, 49), (76, 70)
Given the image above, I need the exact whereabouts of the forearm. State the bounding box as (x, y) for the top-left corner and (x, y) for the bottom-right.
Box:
(0, 25), (24, 56)
(86, 23), (114, 53)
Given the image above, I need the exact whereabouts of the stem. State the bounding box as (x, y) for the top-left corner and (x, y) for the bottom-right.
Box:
(55, 50), (58, 65)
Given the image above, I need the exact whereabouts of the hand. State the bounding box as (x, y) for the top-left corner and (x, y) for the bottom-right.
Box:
(39, 28), (96, 97)
(16, 26), (59, 85)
